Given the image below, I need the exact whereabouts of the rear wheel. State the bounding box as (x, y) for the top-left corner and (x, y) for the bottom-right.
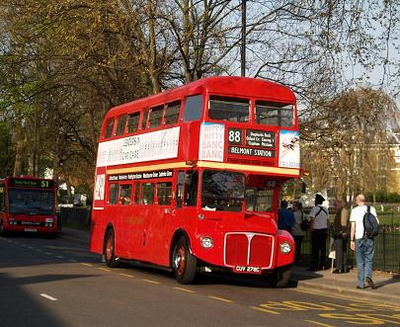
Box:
(173, 236), (197, 284)
(268, 265), (292, 288)
(104, 228), (119, 268)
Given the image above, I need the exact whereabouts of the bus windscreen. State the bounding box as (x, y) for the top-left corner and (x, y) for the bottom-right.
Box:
(9, 189), (54, 215)
(201, 170), (245, 212)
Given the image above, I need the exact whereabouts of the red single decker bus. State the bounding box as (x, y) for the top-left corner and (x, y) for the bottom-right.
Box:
(0, 176), (58, 236)
(90, 77), (300, 286)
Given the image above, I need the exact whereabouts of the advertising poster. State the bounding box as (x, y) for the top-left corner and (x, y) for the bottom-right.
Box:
(199, 123), (225, 162)
(96, 126), (180, 167)
(279, 130), (300, 168)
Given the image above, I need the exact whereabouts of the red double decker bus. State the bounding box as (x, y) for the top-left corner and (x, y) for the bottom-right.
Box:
(90, 76), (300, 286)
(0, 176), (58, 236)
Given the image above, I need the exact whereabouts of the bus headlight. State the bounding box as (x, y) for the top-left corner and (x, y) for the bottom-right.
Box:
(280, 242), (292, 254)
(200, 237), (214, 249)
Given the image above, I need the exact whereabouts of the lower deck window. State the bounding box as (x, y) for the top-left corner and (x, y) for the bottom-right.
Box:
(109, 184), (119, 205)
(157, 182), (172, 205)
(141, 183), (154, 205)
(120, 184), (132, 205)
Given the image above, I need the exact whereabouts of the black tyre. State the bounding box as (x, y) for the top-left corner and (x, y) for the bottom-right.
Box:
(172, 236), (197, 284)
(104, 228), (119, 268)
(268, 264), (292, 288)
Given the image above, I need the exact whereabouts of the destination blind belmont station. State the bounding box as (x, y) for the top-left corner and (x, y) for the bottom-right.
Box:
(90, 76), (301, 286)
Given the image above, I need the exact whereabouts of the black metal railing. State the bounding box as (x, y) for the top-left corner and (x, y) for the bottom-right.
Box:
(299, 225), (400, 273)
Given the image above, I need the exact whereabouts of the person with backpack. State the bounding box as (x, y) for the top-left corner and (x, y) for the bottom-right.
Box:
(332, 199), (349, 273)
(308, 194), (330, 271)
(350, 193), (380, 289)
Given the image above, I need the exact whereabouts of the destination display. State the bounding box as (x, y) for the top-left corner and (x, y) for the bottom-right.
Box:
(108, 170), (174, 182)
(245, 130), (275, 148)
(9, 178), (54, 189)
(228, 146), (275, 158)
(227, 128), (276, 158)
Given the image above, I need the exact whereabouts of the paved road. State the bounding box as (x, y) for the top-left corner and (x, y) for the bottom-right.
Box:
(0, 234), (399, 327)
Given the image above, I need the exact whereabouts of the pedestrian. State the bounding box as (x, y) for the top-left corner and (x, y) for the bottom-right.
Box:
(350, 194), (379, 289)
(309, 194), (329, 271)
(332, 199), (349, 273)
(277, 200), (295, 233)
(291, 201), (306, 264)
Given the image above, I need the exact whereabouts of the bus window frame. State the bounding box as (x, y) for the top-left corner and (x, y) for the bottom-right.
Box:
(134, 182), (141, 205)
(182, 94), (204, 122)
(207, 95), (250, 123)
(156, 181), (173, 206)
(254, 100), (294, 127)
(108, 183), (119, 205)
(164, 100), (182, 126)
(104, 117), (115, 139)
(115, 114), (128, 136)
(148, 105), (164, 129)
(127, 112), (141, 134)
(141, 182), (155, 205)
(119, 182), (133, 206)
(141, 108), (150, 130)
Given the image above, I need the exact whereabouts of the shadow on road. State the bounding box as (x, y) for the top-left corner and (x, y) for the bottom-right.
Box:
(0, 272), (64, 327)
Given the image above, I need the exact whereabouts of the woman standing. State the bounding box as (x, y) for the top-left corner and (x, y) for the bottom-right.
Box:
(292, 202), (306, 264)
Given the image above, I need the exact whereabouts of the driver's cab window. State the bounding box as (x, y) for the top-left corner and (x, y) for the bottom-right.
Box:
(245, 188), (274, 212)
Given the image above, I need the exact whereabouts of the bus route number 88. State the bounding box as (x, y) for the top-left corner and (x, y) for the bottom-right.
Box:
(228, 128), (242, 145)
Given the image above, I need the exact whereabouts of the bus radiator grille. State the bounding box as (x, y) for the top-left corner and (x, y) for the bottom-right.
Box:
(224, 233), (273, 268)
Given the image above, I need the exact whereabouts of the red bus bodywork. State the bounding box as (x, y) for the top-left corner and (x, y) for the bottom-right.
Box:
(90, 77), (300, 284)
(0, 176), (57, 235)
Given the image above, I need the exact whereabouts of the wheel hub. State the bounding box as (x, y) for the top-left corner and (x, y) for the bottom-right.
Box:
(174, 246), (186, 275)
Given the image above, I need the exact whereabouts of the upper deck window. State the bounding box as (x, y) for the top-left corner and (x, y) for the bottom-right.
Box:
(116, 115), (127, 136)
(142, 109), (150, 130)
(183, 95), (203, 122)
(165, 101), (181, 125)
(104, 118), (114, 139)
(127, 112), (140, 133)
(209, 96), (249, 122)
(149, 105), (163, 129)
(255, 101), (293, 127)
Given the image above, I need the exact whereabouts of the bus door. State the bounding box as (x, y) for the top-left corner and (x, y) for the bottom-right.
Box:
(147, 180), (174, 265)
(126, 182), (151, 260)
(168, 170), (199, 247)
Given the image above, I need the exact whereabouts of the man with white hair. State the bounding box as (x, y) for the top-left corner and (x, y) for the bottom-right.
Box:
(349, 194), (379, 289)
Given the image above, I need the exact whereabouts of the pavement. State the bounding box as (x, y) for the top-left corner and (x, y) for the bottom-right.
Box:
(60, 227), (400, 305)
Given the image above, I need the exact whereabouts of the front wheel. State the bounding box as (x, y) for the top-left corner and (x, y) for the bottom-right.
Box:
(268, 264), (292, 288)
(172, 236), (197, 284)
(104, 228), (120, 268)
